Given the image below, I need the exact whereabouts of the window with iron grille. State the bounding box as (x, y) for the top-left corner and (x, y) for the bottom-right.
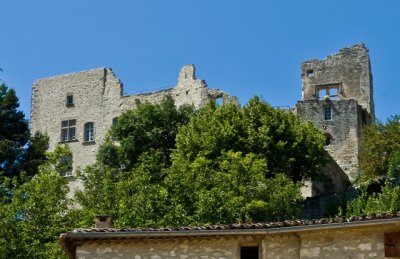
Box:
(61, 119), (76, 142)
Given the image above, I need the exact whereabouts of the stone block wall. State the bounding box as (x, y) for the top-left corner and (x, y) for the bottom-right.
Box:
(296, 99), (363, 181)
(301, 43), (374, 118)
(30, 65), (238, 192)
(74, 224), (400, 258)
(76, 237), (239, 259)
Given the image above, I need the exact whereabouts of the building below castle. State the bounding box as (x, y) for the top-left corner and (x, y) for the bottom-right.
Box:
(30, 43), (374, 197)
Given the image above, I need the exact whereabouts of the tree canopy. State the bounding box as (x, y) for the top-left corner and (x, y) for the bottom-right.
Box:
(0, 145), (78, 258)
(359, 115), (400, 180)
(0, 84), (49, 202)
(77, 96), (327, 227)
(0, 84), (29, 178)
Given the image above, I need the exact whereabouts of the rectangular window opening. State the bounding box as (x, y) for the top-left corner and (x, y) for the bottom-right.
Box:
(324, 107), (332, 121)
(241, 247), (259, 259)
(66, 94), (74, 106)
(318, 86), (339, 100)
(61, 119), (77, 142)
(306, 69), (314, 78)
(84, 122), (94, 142)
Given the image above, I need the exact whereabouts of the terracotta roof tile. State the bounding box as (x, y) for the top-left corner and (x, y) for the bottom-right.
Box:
(69, 212), (400, 234)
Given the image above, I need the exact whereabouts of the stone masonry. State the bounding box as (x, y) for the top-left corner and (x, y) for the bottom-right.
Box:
(30, 65), (238, 191)
(61, 217), (400, 258)
(30, 43), (375, 194)
(296, 44), (374, 181)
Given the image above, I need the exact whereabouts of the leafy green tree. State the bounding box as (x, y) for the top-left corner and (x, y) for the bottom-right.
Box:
(78, 97), (326, 227)
(174, 97), (326, 182)
(359, 115), (400, 180)
(97, 95), (194, 170)
(0, 145), (76, 259)
(165, 151), (303, 225)
(77, 96), (193, 226)
(0, 84), (29, 178)
(19, 132), (49, 178)
(343, 181), (400, 216)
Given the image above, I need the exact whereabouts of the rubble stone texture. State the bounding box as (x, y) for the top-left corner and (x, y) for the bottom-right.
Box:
(296, 44), (374, 181)
(30, 65), (238, 191)
(30, 43), (375, 192)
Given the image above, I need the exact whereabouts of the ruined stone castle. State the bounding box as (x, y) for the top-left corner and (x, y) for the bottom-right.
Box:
(30, 43), (374, 195)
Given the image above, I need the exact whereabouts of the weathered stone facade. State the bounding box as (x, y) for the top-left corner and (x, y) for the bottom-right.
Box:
(30, 65), (238, 191)
(30, 43), (374, 195)
(296, 44), (374, 182)
(60, 217), (400, 258)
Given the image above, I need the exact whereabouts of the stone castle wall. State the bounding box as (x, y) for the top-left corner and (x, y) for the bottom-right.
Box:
(301, 44), (374, 118)
(296, 44), (374, 182)
(30, 65), (238, 191)
(30, 43), (375, 195)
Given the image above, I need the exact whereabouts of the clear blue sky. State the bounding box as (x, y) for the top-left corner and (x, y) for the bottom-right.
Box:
(1, 0), (399, 121)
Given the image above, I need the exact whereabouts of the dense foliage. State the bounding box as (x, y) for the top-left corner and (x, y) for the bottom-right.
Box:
(0, 145), (77, 259)
(0, 84), (29, 178)
(342, 115), (400, 216)
(77, 96), (327, 227)
(359, 115), (400, 180)
(0, 84), (48, 202)
(97, 95), (194, 170)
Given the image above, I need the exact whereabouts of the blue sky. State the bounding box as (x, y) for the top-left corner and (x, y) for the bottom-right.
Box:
(1, 0), (399, 121)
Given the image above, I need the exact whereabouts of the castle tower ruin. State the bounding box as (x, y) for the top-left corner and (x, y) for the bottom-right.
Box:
(296, 44), (374, 181)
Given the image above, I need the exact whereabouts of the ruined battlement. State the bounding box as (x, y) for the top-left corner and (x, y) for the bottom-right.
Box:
(301, 43), (374, 120)
(297, 43), (374, 183)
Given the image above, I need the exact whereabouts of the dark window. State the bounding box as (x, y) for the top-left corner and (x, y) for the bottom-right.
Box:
(66, 94), (74, 106)
(325, 133), (332, 145)
(112, 117), (118, 126)
(324, 107), (332, 121)
(306, 69), (314, 77)
(61, 119), (76, 142)
(241, 247), (258, 259)
(84, 122), (94, 142)
(59, 155), (73, 177)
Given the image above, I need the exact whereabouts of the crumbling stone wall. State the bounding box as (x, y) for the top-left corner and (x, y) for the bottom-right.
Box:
(301, 44), (374, 118)
(30, 65), (238, 192)
(296, 44), (375, 182)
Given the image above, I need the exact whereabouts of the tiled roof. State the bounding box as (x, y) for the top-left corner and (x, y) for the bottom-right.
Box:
(72, 212), (400, 234)
(60, 213), (400, 259)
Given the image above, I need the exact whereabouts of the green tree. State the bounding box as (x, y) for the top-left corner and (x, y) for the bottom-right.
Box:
(343, 181), (400, 216)
(359, 115), (400, 180)
(78, 97), (326, 227)
(0, 145), (76, 259)
(77, 96), (193, 227)
(174, 97), (326, 182)
(97, 95), (194, 170)
(0, 84), (29, 178)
